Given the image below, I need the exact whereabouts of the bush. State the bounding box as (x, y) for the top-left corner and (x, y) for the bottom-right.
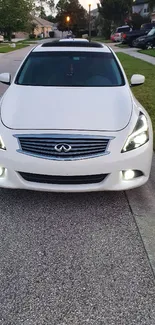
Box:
(127, 13), (151, 30)
(76, 29), (97, 38)
(29, 34), (36, 39)
(49, 31), (54, 38)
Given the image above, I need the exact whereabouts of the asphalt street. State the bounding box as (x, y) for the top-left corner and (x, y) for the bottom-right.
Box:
(0, 46), (155, 325)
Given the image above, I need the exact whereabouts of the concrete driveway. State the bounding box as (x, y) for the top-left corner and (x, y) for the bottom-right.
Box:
(0, 46), (155, 325)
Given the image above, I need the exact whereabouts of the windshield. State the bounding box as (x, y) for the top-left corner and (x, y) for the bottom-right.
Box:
(15, 51), (125, 87)
(148, 28), (155, 36)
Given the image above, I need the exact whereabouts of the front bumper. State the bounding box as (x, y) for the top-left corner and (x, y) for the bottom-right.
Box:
(0, 129), (153, 192)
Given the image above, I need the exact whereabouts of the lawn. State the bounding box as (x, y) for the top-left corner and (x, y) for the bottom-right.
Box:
(92, 37), (111, 43)
(138, 49), (155, 57)
(117, 52), (155, 148)
(115, 43), (129, 48)
(0, 43), (29, 53)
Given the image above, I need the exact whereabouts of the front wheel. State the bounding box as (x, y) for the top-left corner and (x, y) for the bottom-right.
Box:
(132, 39), (138, 47)
(129, 39), (135, 47)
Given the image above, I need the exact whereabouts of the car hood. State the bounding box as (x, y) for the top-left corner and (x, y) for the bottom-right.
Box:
(137, 34), (152, 41)
(1, 85), (133, 131)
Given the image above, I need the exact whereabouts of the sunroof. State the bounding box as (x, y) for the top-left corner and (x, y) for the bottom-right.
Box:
(41, 40), (104, 48)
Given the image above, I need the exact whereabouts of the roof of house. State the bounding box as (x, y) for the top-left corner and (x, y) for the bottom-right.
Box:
(90, 8), (98, 16)
(33, 17), (53, 27)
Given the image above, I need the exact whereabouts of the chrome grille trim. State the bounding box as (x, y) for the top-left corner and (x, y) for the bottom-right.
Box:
(14, 134), (114, 161)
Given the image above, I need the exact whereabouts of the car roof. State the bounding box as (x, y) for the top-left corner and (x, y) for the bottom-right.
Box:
(32, 39), (111, 53)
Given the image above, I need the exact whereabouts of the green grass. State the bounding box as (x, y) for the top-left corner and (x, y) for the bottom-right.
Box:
(92, 37), (111, 43)
(138, 49), (155, 57)
(16, 39), (37, 44)
(115, 43), (129, 48)
(0, 42), (12, 46)
(117, 52), (155, 148)
(0, 43), (29, 53)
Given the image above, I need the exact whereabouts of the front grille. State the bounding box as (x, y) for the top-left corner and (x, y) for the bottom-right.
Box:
(15, 134), (112, 160)
(18, 172), (108, 185)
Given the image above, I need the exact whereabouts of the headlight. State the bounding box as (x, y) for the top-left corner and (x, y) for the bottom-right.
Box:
(0, 136), (6, 150)
(122, 113), (149, 152)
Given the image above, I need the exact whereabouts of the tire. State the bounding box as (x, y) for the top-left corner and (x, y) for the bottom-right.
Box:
(129, 39), (134, 47)
(132, 39), (138, 48)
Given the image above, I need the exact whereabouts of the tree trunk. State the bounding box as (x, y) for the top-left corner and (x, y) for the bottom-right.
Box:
(7, 29), (12, 42)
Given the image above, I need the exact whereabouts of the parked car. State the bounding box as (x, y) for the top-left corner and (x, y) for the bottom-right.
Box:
(0, 39), (153, 192)
(110, 25), (131, 42)
(133, 27), (155, 49)
(122, 22), (155, 47)
(0, 35), (4, 43)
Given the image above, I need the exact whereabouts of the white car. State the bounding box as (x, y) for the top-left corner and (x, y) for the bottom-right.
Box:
(111, 25), (131, 42)
(0, 39), (153, 192)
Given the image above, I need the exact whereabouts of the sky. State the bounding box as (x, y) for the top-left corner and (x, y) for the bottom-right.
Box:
(45, 0), (97, 14)
(80, 0), (98, 10)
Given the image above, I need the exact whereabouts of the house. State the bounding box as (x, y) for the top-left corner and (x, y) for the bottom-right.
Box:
(91, 8), (99, 19)
(132, 0), (150, 17)
(90, 8), (100, 31)
(33, 17), (53, 37)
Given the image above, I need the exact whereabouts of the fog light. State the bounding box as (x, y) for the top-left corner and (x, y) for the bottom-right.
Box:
(123, 170), (135, 180)
(0, 166), (5, 177)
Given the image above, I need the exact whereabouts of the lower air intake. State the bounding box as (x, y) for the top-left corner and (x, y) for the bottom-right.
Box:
(18, 172), (108, 185)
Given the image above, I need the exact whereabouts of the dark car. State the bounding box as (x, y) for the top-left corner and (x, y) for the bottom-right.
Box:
(133, 28), (155, 49)
(122, 22), (155, 47)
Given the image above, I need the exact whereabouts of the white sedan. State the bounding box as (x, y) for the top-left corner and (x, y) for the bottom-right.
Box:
(0, 39), (153, 192)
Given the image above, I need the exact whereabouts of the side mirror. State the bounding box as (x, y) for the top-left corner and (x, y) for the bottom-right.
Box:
(0, 73), (11, 85)
(130, 74), (145, 87)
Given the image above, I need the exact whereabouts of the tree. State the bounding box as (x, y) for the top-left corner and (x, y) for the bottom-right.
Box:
(148, 0), (155, 10)
(47, 14), (56, 22)
(35, 0), (55, 17)
(127, 13), (150, 30)
(0, 0), (33, 40)
(56, 0), (88, 34)
(98, 0), (133, 26)
(56, 0), (68, 13)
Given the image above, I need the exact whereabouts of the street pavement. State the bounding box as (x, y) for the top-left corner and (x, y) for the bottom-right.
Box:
(0, 46), (155, 325)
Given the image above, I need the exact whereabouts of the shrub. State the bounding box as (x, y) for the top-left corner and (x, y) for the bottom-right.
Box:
(49, 31), (54, 38)
(29, 34), (36, 39)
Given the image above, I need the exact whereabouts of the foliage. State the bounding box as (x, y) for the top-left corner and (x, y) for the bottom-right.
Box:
(56, 0), (88, 33)
(49, 30), (54, 37)
(98, 0), (133, 26)
(46, 14), (56, 22)
(148, 0), (155, 10)
(0, 0), (33, 40)
(127, 13), (150, 30)
(29, 33), (36, 39)
(35, 0), (55, 18)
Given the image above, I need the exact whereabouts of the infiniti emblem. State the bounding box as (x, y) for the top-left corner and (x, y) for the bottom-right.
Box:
(54, 143), (72, 153)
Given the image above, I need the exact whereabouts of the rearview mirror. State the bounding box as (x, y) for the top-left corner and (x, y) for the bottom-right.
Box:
(131, 74), (145, 87)
(0, 73), (11, 85)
